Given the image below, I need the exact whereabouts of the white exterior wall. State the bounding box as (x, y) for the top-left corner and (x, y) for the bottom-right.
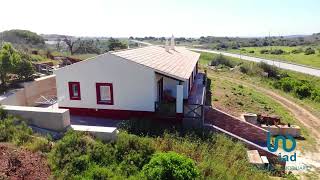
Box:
(54, 54), (156, 112)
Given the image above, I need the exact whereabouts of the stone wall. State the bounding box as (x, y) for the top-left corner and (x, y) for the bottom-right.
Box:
(205, 108), (268, 146)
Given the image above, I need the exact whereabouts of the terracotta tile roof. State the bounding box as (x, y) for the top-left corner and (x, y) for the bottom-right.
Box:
(111, 46), (200, 81)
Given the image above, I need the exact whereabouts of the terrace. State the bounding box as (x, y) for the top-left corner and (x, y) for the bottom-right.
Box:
(155, 72), (207, 122)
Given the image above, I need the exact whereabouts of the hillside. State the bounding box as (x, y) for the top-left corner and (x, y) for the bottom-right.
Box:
(0, 29), (45, 48)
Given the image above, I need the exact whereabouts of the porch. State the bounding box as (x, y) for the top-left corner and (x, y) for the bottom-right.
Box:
(155, 72), (207, 121)
(184, 73), (207, 122)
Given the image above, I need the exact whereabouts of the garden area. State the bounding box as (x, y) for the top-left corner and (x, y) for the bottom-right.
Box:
(0, 107), (291, 180)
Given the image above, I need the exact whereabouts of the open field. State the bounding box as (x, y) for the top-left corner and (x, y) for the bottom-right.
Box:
(199, 52), (320, 177)
(227, 46), (320, 68)
(199, 52), (320, 148)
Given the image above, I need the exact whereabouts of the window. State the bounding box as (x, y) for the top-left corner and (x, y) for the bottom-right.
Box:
(68, 82), (81, 100)
(96, 83), (114, 105)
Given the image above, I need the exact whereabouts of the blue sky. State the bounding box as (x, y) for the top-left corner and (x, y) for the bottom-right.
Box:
(0, 0), (319, 37)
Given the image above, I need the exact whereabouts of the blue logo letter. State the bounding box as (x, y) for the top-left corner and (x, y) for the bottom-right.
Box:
(267, 132), (296, 152)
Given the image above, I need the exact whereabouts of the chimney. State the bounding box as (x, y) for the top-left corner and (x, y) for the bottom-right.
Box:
(170, 35), (175, 50)
(165, 39), (169, 52)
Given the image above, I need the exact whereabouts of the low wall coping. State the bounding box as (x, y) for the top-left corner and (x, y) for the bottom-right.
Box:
(3, 105), (67, 113)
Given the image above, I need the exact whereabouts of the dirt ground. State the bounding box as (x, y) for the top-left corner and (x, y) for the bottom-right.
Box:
(0, 143), (51, 180)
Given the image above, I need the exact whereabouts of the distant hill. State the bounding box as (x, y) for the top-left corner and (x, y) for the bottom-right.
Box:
(0, 29), (45, 47)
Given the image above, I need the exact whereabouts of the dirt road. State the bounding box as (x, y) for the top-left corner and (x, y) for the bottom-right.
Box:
(213, 75), (320, 177)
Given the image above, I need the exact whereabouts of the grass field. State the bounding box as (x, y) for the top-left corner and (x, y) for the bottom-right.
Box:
(227, 46), (320, 68)
(199, 52), (320, 149)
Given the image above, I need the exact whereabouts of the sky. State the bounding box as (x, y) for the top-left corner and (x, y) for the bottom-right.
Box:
(0, 0), (319, 38)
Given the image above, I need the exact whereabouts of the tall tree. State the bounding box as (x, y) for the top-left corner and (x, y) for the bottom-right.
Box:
(63, 36), (79, 55)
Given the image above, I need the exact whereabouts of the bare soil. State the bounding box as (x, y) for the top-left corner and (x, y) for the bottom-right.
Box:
(0, 143), (51, 180)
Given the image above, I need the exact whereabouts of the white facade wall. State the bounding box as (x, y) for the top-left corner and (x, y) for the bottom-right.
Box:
(54, 54), (156, 112)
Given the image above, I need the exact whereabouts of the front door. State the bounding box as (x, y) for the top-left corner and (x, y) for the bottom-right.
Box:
(157, 78), (163, 102)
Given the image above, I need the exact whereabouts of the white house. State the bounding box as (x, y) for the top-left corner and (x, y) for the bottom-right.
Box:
(54, 39), (201, 120)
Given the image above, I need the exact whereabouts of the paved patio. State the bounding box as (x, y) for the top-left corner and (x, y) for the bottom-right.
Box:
(70, 115), (122, 127)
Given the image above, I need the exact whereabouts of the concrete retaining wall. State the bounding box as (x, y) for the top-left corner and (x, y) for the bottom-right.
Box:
(3, 105), (70, 132)
(0, 75), (56, 106)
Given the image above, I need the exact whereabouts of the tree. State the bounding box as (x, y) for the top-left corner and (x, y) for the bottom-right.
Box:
(0, 43), (21, 88)
(108, 38), (127, 51)
(63, 36), (79, 55)
(15, 60), (35, 81)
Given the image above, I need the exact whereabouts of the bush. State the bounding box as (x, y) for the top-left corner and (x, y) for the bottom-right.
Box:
(49, 130), (155, 179)
(248, 50), (255, 53)
(291, 48), (303, 54)
(304, 47), (315, 55)
(210, 54), (235, 68)
(258, 62), (279, 78)
(115, 132), (155, 171)
(276, 77), (298, 92)
(270, 49), (285, 55)
(25, 137), (52, 153)
(239, 64), (250, 74)
(293, 84), (312, 99)
(119, 118), (181, 136)
(83, 165), (116, 179)
(142, 152), (200, 180)
(0, 116), (32, 145)
(260, 49), (269, 54)
(311, 89), (320, 102)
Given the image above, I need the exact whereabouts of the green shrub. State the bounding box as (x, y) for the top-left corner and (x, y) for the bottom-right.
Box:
(291, 48), (303, 54)
(119, 118), (181, 136)
(311, 89), (320, 102)
(304, 47), (315, 55)
(25, 137), (51, 153)
(83, 165), (117, 180)
(0, 116), (32, 145)
(258, 62), (279, 78)
(260, 49), (269, 54)
(142, 152), (200, 180)
(270, 49), (285, 55)
(248, 50), (255, 53)
(277, 77), (298, 92)
(239, 64), (249, 74)
(0, 107), (8, 120)
(115, 132), (155, 170)
(48, 130), (94, 178)
(210, 54), (235, 68)
(293, 84), (312, 99)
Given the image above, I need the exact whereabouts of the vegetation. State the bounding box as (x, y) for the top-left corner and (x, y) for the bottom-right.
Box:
(204, 53), (320, 105)
(210, 54), (236, 68)
(0, 43), (35, 92)
(0, 106), (288, 180)
(142, 152), (200, 180)
(47, 130), (271, 180)
(228, 46), (320, 68)
(199, 52), (320, 148)
(0, 29), (45, 47)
